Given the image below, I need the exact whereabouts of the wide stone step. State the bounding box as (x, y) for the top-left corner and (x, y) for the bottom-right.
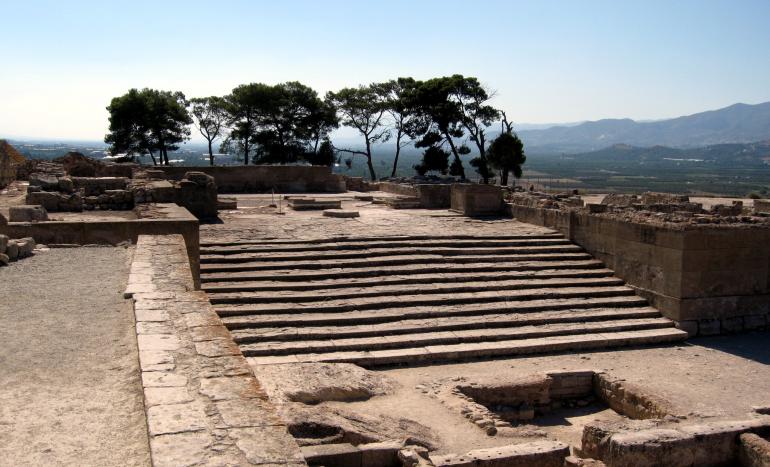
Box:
(213, 285), (636, 315)
(200, 244), (583, 263)
(200, 260), (607, 283)
(200, 233), (564, 247)
(200, 252), (594, 272)
(229, 307), (663, 343)
(247, 328), (688, 366)
(239, 318), (675, 356)
(207, 277), (626, 304)
(202, 268), (616, 292)
(200, 238), (573, 255)
(220, 295), (649, 328)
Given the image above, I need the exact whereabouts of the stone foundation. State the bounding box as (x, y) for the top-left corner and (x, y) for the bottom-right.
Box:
(125, 235), (305, 466)
(155, 165), (346, 193)
(451, 184), (503, 216)
(508, 204), (770, 335)
(0, 203), (200, 287)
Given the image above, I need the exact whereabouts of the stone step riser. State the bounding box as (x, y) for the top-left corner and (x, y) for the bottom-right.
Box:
(200, 261), (606, 283)
(200, 234), (565, 247)
(247, 329), (688, 366)
(213, 287), (636, 314)
(200, 253), (593, 272)
(220, 297), (649, 328)
(230, 308), (663, 343)
(200, 239), (573, 255)
(207, 278), (626, 304)
(239, 319), (675, 356)
(200, 246), (583, 263)
(202, 270), (616, 292)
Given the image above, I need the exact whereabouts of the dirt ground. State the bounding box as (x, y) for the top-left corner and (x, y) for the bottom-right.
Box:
(255, 331), (770, 456)
(0, 246), (151, 466)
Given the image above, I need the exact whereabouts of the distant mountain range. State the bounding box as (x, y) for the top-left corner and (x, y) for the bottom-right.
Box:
(557, 141), (770, 166)
(519, 101), (770, 152)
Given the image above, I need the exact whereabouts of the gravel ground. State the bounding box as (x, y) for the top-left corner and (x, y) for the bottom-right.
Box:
(0, 246), (151, 466)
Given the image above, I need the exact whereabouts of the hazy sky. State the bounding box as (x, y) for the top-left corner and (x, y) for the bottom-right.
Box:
(2, 0), (769, 141)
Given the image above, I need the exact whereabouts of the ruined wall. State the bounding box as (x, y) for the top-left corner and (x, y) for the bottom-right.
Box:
(154, 165), (346, 193)
(0, 203), (200, 287)
(378, 182), (452, 208)
(451, 184), (504, 216)
(508, 204), (770, 335)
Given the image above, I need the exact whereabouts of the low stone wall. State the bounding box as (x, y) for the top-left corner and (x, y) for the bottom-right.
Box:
(0, 203), (200, 287)
(508, 204), (770, 336)
(363, 181), (452, 209)
(155, 165), (345, 193)
(582, 417), (770, 467)
(451, 184), (504, 216)
(125, 235), (305, 466)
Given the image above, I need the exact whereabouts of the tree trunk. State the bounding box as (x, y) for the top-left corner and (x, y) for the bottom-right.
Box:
(208, 140), (214, 166)
(365, 138), (377, 181)
(478, 134), (489, 184)
(148, 151), (157, 166)
(501, 168), (509, 186)
(391, 130), (402, 178)
(445, 133), (465, 180)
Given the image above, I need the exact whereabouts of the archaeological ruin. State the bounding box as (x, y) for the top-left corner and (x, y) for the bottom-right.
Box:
(2, 157), (769, 467)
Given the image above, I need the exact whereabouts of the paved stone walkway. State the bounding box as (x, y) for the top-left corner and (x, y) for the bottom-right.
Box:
(0, 246), (151, 466)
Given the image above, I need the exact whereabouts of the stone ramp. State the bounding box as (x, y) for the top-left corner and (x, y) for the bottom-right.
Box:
(200, 234), (687, 366)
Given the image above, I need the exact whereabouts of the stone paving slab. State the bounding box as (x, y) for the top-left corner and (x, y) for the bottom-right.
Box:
(127, 234), (305, 466)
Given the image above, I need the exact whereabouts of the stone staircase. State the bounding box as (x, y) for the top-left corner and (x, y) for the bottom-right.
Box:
(200, 234), (687, 367)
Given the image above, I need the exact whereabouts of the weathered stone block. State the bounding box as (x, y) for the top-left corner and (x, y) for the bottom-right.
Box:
(450, 184), (503, 217)
(301, 443), (362, 467)
(430, 441), (569, 467)
(739, 433), (770, 467)
(5, 240), (19, 260)
(9, 204), (49, 222)
(0, 234), (7, 253)
(675, 320), (698, 337)
(721, 317), (745, 333)
(359, 441), (402, 467)
(698, 319), (721, 336)
(744, 314), (767, 330)
(754, 199), (770, 214)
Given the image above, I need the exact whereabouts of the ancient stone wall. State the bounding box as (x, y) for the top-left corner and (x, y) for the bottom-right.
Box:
(378, 181), (452, 209)
(451, 184), (504, 216)
(0, 203), (200, 287)
(154, 165), (346, 193)
(507, 204), (770, 335)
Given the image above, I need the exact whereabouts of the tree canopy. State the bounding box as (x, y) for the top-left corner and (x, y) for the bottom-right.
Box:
(191, 96), (228, 166)
(487, 113), (526, 186)
(327, 84), (391, 180)
(102, 75), (525, 182)
(105, 88), (192, 165)
(222, 82), (337, 165)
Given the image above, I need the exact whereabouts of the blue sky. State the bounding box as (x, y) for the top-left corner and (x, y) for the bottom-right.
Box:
(1, 0), (769, 140)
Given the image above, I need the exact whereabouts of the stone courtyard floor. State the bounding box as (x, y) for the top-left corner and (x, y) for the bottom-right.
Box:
(0, 246), (150, 466)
